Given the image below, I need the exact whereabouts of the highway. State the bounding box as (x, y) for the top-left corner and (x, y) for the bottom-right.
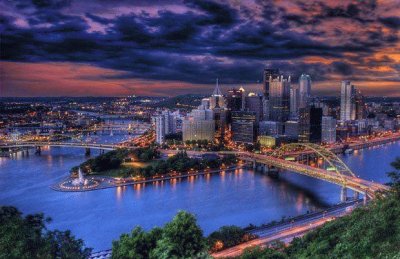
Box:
(212, 200), (360, 258)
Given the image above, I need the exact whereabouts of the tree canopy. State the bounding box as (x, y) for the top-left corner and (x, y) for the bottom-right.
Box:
(112, 211), (207, 259)
(0, 206), (91, 259)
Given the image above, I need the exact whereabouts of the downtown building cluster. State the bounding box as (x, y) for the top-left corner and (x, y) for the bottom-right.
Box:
(153, 68), (400, 148)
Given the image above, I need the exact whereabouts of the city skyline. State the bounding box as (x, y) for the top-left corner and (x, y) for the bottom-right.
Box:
(1, 0), (399, 97)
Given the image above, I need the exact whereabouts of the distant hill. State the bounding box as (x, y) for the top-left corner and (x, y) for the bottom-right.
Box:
(150, 94), (206, 109)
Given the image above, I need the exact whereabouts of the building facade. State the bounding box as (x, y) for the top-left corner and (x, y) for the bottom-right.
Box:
(231, 111), (257, 144)
(321, 116), (336, 144)
(298, 74), (311, 109)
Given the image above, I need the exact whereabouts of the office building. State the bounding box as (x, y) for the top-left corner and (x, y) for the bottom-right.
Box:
(182, 106), (215, 142)
(155, 115), (166, 144)
(299, 74), (311, 108)
(321, 116), (336, 144)
(269, 75), (291, 122)
(231, 111), (257, 144)
(226, 87), (245, 111)
(245, 93), (263, 122)
(290, 85), (299, 119)
(201, 98), (210, 109)
(298, 106), (322, 143)
(284, 121), (299, 139)
(340, 80), (356, 122)
(263, 68), (280, 97)
(259, 120), (283, 136)
(355, 90), (366, 120)
(155, 110), (179, 144)
(210, 79), (225, 109)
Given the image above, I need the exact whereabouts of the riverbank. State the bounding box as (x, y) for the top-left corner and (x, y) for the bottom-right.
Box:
(52, 165), (243, 192)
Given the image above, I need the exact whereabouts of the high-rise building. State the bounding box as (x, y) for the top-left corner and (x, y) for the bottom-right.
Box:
(321, 116), (336, 144)
(284, 121), (299, 139)
(231, 111), (257, 144)
(340, 80), (356, 122)
(262, 97), (270, 121)
(269, 75), (291, 122)
(298, 74), (311, 108)
(263, 68), (280, 97)
(201, 98), (210, 109)
(182, 106), (215, 142)
(155, 110), (178, 144)
(290, 85), (299, 119)
(226, 87), (245, 111)
(210, 79), (225, 109)
(355, 89), (366, 120)
(259, 120), (283, 136)
(245, 93), (263, 122)
(155, 115), (166, 144)
(298, 106), (322, 143)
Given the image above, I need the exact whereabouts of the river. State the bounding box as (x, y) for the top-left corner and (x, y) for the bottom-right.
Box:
(0, 140), (399, 251)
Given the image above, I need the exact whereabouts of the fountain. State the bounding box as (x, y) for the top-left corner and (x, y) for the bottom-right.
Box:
(72, 168), (85, 186)
(58, 167), (100, 191)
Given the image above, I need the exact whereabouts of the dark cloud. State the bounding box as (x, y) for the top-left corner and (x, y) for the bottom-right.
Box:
(380, 16), (400, 29)
(0, 0), (399, 88)
(332, 61), (353, 76)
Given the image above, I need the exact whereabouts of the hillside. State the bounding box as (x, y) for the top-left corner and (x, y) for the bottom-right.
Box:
(150, 94), (205, 109)
(240, 158), (400, 259)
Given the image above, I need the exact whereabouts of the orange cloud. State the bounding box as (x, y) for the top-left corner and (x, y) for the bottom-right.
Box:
(0, 61), (213, 97)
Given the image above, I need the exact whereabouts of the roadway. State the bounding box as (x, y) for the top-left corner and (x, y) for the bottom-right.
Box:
(212, 200), (360, 258)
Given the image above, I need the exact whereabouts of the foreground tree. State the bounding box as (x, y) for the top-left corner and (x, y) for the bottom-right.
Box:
(151, 211), (207, 258)
(0, 206), (91, 259)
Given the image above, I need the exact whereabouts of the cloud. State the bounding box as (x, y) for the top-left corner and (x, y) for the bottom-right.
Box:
(0, 0), (399, 96)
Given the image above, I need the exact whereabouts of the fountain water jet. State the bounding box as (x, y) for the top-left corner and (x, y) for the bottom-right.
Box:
(72, 168), (86, 186)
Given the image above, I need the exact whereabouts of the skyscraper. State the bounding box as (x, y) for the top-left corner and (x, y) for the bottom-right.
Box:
(321, 116), (336, 144)
(226, 87), (245, 111)
(182, 105), (215, 142)
(355, 89), (366, 120)
(290, 84), (299, 119)
(231, 111), (257, 144)
(210, 79), (225, 109)
(263, 68), (280, 97)
(298, 106), (322, 143)
(298, 74), (311, 109)
(154, 110), (179, 144)
(340, 80), (356, 122)
(245, 93), (263, 122)
(155, 115), (166, 144)
(269, 75), (291, 122)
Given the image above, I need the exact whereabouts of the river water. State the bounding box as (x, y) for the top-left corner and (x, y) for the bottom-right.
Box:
(0, 140), (399, 251)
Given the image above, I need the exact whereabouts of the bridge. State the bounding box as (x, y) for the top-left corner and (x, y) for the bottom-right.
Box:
(0, 141), (121, 152)
(237, 143), (390, 202)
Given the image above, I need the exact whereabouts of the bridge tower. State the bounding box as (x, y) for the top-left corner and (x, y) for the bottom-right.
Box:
(340, 187), (348, 202)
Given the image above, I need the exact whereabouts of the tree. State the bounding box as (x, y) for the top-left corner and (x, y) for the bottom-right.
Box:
(112, 227), (151, 259)
(240, 246), (287, 259)
(208, 225), (246, 251)
(388, 157), (400, 194)
(151, 211), (206, 258)
(0, 206), (91, 259)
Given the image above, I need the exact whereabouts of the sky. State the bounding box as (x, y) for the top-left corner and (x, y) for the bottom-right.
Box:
(0, 0), (399, 97)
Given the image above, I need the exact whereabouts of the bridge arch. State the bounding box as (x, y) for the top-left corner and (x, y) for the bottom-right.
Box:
(270, 143), (355, 183)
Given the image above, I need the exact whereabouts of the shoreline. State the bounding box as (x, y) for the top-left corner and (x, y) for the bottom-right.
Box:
(51, 165), (243, 192)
